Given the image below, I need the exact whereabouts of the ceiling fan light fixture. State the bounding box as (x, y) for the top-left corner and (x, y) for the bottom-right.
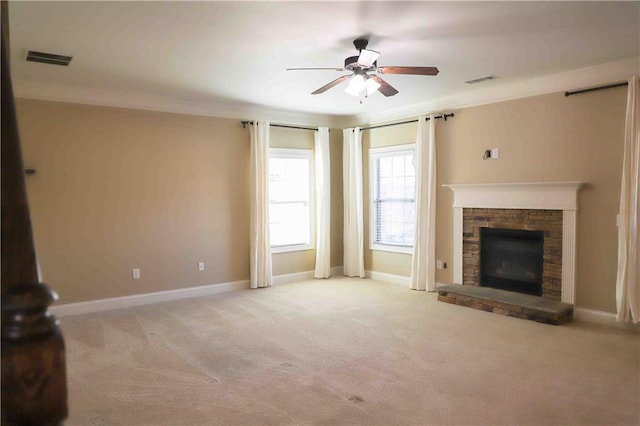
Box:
(345, 74), (380, 97)
(365, 77), (381, 95)
(344, 74), (366, 96)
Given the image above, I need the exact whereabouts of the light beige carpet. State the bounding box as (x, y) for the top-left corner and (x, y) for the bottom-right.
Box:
(60, 278), (639, 425)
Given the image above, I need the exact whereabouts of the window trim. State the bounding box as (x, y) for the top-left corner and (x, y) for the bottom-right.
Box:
(369, 143), (416, 255)
(268, 148), (314, 254)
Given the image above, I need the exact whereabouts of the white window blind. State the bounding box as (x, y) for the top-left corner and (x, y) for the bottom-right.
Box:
(370, 145), (416, 252)
(269, 149), (313, 251)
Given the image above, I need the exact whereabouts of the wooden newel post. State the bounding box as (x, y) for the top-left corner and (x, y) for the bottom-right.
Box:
(1, 284), (68, 425)
(1, 2), (69, 424)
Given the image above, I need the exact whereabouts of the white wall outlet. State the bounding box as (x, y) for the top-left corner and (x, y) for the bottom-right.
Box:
(198, 262), (205, 271)
(436, 260), (443, 269)
(132, 268), (141, 279)
(491, 148), (500, 159)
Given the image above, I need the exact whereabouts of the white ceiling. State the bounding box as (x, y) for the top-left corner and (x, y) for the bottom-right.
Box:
(8, 1), (640, 124)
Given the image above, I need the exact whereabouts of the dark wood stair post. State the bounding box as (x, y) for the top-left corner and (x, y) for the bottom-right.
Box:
(1, 2), (68, 424)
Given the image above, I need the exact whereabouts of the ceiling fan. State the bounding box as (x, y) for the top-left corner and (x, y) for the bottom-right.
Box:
(287, 38), (439, 100)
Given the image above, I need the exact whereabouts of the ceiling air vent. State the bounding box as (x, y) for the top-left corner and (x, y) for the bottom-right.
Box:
(26, 50), (72, 66)
(465, 75), (499, 84)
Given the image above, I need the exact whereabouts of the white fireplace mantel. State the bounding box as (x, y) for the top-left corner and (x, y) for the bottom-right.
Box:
(443, 182), (584, 304)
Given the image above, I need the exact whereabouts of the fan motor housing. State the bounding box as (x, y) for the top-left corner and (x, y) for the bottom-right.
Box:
(344, 56), (359, 71)
(344, 56), (375, 72)
(353, 38), (369, 51)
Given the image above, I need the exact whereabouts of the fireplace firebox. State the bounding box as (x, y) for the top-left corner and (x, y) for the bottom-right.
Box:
(480, 227), (544, 296)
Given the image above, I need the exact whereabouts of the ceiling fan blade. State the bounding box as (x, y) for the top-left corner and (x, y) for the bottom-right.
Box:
(287, 67), (344, 71)
(378, 66), (439, 76)
(357, 49), (380, 67)
(370, 75), (398, 97)
(311, 75), (351, 95)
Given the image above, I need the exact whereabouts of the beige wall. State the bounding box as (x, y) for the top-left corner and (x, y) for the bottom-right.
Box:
(362, 88), (627, 313)
(17, 100), (250, 303)
(17, 85), (626, 312)
(16, 100), (343, 303)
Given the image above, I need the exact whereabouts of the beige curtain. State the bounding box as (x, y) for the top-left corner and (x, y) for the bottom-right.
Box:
(249, 120), (272, 288)
(410, 115), (437, 291)
(343, 128), (365, 277)
(616, 76), (639, 323)
(314, 127), (331, 278)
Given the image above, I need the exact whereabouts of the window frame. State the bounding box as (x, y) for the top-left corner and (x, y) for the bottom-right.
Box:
(268, 147), (315, 254)
(369, 143), (416, 255)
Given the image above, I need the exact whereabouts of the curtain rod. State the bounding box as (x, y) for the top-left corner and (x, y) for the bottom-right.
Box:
(241, 121), (318, 131)
(564, 82), (628, 97)
(357, 113), (455, 132)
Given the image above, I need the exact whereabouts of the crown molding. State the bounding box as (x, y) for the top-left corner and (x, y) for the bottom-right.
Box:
(14, 57), (638, 129)
(13, 79), (347, 128)
(353, 56), (639, 125)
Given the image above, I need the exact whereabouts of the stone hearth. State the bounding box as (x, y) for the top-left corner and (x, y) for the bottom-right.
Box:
(437, 285), (574, 325)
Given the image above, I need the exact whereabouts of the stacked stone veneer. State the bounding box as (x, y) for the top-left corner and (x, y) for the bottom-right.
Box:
(463, 208), (563, 301)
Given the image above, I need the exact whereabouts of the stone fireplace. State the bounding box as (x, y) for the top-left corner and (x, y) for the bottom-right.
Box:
(444, 182), (583, 304)
(464, 208), (562, 300)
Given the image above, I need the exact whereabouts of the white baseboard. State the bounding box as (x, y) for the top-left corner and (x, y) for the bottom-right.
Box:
(273, 266), (345, 285)
(51, 266), (346, 317)
(272, 270), (315, 285)
(365, 269), (411, 287)
(574, 307), (640, 331)
(50, 279), (250, 318)
(364, 270), (453, 292)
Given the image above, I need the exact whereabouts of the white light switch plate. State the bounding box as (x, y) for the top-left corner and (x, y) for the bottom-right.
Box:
(491, 148), (500, 159)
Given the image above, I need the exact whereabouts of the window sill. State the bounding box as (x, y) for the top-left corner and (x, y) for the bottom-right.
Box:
(271, 244), (314, 254)
(370, 244), (414, 255)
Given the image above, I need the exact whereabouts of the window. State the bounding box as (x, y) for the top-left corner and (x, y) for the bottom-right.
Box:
(269, 148), (313, 252)
(369, 144), (416, 253)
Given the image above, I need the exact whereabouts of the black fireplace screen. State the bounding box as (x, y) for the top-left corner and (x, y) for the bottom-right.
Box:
(480, 227), (544, 296)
